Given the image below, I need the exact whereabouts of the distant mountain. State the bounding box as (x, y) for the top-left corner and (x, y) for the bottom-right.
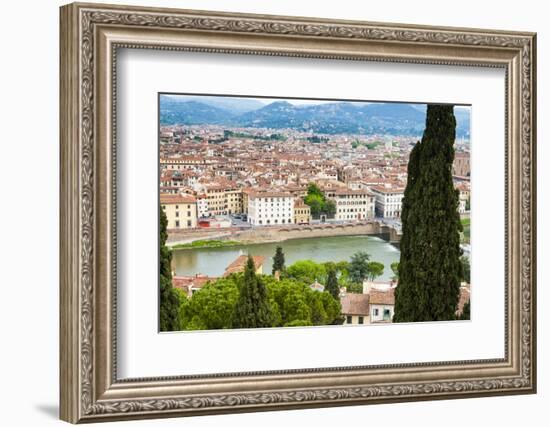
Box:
(159, 96), (470, 138)
(161, 95), (265, 115)
(159, 99), (234, 125)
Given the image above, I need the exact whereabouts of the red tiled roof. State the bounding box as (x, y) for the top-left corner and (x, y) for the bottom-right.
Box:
(340, 293), (370, 316)
(249, 191), (292, 199)
(160, 193), (196, 204)
(370, 186), (405, 194)
(369, 288), (395, 305)
(294, 199), (310, 208)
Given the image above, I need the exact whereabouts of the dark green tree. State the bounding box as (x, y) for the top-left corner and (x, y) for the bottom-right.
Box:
(390, 262), (400, 281)
(458, 299), (471, 320)
(304, 193), (324, 218)
(460, 255), (470, 283)
(272, 246), (286, 275)
(159, 207), (181, 331)
(394, 105), (463, 322)
(306, 182), (324, 198)
(232, 256), (274, 328)
(325, 268), (340, 299)
(348, 251), (371, 283)
(324, 199), (336, 218)
(304, 182), (336, 219)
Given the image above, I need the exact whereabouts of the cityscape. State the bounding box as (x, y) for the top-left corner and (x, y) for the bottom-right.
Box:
(158, 94), (472, 331)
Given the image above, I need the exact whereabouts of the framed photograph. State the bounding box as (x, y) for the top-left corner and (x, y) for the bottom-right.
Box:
(60, 2), (537, 423)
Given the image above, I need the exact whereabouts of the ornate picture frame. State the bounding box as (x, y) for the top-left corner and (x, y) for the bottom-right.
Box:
(60, 2), (536, 423)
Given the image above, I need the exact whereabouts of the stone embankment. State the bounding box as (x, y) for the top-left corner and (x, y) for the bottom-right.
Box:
(167, 220), (401, 246)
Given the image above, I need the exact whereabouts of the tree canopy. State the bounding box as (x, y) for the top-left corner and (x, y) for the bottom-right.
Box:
(286, 260), (327, 284)
(366, 261), (385, 281)
(178, 273), (341, 329)
(304, 183), (336, 219)
(348, 251), (371, 283)
(178, 279), (239, 330)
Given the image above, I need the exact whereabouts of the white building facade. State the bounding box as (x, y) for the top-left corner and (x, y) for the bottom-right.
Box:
(371, 186), (404, 218)
(247, 192), (295, 226)
(196, 195), (209, 218)
(363, 281), (396, 323)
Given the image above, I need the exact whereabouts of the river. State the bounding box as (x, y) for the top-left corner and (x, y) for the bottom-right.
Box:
(172, 235), (400, 281)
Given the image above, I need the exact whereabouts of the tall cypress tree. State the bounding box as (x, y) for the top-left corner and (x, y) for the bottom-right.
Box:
(394, 105), (463, 322)
(325, 268), (340, 299)
(159, 207), (181, 331)
(232, 256), (274, 328)
(272, 246), (285, 275)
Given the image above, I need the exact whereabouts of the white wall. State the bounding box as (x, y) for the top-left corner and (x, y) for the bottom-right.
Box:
(0, 0), (546, 426)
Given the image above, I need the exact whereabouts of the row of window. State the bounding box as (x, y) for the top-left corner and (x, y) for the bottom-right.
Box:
(345, 308), (392, 324)
(337, 200), (370, 205)
(339, 214), (366, 220)
(254, 213), (293, 218)
(252, 218), (291, 225)
(337, 208), (368, 213)
(336, 194), (370, 199)
(253, 198), (293, 203)
(346, 315), (365, 324)
(257, 208), (292, 212)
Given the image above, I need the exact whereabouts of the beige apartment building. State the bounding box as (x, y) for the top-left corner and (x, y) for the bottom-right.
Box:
(225, 188), (243, 215)
(201, 184), (243, 216)
(160, 193), (198, 229)
(331, 189), (375, 221)
(293, 199), (312, 224)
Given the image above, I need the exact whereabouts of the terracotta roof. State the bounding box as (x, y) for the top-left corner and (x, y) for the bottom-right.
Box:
(160, 193), (196, 204)
(223, 255), (265, 277)
(333, 188), (374, 196)
(160, 156), (204, 163)
(369, 288), (395, 305)
(340, 293), (370, 316)
(294, 199), (310, 208)
(370, 186), (405, 194)
(249, 191), (293, 199)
